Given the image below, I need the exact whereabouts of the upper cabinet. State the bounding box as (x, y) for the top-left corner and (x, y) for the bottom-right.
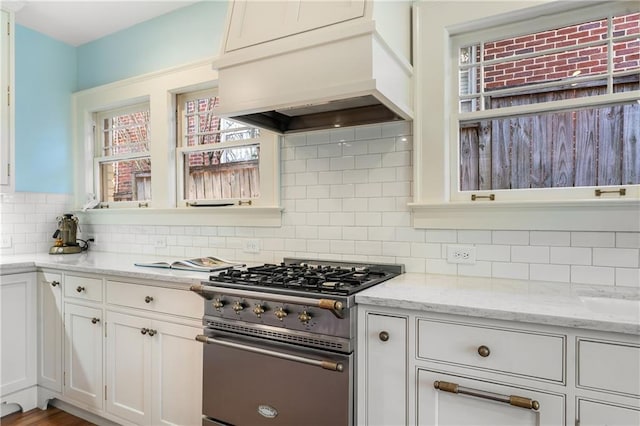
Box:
(224, 0), (366, 52)
(0, 8), (13, 191)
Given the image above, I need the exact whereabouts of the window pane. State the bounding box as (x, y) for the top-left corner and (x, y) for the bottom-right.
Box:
(181, 95), (260, 147)
(102, 109), (150, 156)
(184, 145), (260, 200)
(100, 158), (151, 202)
(459, 99), (640, 191)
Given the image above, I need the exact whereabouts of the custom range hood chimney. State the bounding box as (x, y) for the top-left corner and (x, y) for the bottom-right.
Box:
(212, 0), (414, 134)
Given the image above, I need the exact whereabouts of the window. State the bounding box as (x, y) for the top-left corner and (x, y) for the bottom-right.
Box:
(410, 1), (639, 231)
(74, 61), (281, 226)
(452, 3), (639, 201)
(94, 103), (151, 206)
(176, 89), (270, 206)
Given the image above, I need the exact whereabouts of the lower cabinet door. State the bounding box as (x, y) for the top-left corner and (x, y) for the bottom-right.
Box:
(64, 303), (103, 409)
(417, 370), (565, 426)
(151, 320), (203, 426)
(105, 311), (151, 425)
(577, 398), (640, 426)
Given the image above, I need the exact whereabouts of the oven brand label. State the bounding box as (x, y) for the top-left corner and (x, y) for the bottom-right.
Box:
(257, 404), (278, 419)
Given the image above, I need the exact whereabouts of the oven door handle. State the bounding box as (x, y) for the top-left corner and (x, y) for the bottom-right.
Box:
(190, 284), (345, 318)
(195, 334), (344, 372)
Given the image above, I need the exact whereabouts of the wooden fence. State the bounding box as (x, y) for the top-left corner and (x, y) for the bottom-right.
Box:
(186, 160), (260, 200)
(460, 82), (640, 190)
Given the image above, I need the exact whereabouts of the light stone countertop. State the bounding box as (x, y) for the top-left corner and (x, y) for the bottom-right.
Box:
(0, 251), (216, 289)
(2, 252), (639, 334)
(356, 273), (640, 335)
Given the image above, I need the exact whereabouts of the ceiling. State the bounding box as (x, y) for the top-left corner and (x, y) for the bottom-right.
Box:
(5, 0), (200, 46)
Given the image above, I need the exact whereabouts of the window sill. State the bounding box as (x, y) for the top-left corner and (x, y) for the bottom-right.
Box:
(409, 199), (640, 232)
(75, 206), (283, 227)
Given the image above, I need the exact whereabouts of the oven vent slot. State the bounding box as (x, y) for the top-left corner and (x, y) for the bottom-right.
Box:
(210, 320), (347, 351)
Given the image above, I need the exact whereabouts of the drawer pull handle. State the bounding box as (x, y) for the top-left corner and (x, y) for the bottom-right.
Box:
(477, 345), (490, 357)
(379, 331), (390, 342)
(91, 317), (100, 324)
(76, 286), (85, 293)
(145, 296), (154, 303)
(433, 380), (540, 411)
(51, 281), (60, 287)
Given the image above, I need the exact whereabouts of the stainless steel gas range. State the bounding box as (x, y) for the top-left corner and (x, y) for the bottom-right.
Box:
(190, 258), (404, 426)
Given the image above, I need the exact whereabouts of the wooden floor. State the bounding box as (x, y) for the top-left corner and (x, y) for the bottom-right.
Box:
(0, 407), (96, 426)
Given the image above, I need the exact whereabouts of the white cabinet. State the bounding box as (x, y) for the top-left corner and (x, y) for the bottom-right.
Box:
(0, 273), (36, 408)
(0, 8), (13, 190)
(417, 370), (564, 426)
(63, 302), (103, 410)
(37, 270), (63, 393)
(577, 399), (640, 425)
(105, 280), (203, 426)
(359, 312), (407, 425)
(224, 0), (366, 51)
(105, 311), (202, 426)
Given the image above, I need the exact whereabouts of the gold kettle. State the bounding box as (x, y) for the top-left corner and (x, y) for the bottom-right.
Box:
(49, 214), (82, 254)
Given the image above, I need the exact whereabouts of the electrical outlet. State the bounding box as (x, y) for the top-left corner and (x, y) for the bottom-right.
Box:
(153, 236), (167, 248)
(446, 245), (476, 264)
(244, 239), (260, 254)
(0, 235), (12, 248)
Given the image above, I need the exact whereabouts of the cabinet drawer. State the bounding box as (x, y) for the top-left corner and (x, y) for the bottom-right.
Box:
(64, 274), (103, 302)
(106, 280), (203, 319)
(417, 319), (564, 382)
(578, 339), (640, 397)
(577, 399), (640, 425)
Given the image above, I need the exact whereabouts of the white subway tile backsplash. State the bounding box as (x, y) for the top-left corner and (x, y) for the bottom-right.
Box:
(572, 232), (615, 248)
(492, 262), (529, 280)
(616, 268), (640, 288)
(458, 230), (492, 244)
(572, 266), (615, 286)
(593, 248), (640, 268)
(530, 231), (570, 246)
(530, 264), (570, 282)
(493, 230), (529, 245)
(617, 232), (640, 248)
(5, 123), (637, 289)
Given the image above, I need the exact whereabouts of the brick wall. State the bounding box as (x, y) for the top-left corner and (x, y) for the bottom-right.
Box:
(483, 13), (639, 90)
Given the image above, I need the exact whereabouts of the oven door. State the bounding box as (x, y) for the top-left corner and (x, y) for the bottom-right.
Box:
(199, 329), (353, 426)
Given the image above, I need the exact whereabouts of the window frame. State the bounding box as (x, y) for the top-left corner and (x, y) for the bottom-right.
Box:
(409, 0), (640, 232)
(93, 102), (152, 208)
(73, 59), (282, 227)
(175, 88), (276, 207)
(449, 2), (639, 202)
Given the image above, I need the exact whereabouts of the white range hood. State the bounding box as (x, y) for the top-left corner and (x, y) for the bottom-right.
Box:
(212, 0), (414, 134)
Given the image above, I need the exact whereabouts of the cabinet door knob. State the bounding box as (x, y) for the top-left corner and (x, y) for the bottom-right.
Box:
(76, 286), (85, 293)
(51, 280), (60, 287)
(147, 329), (157, 337)
(145, 296), (154, 303)
(141, 328), (148, 335)
(379, 331), (390, 342)
(477, 345), (490, 357)
(91, 317), (100, 324)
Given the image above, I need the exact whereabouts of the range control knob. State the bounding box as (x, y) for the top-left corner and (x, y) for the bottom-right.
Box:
(212, 298), (224, 310)
(232, 301), (245, 314)
(253, 304), (265, 317)
(298, 310), (312, 324)
(274, 307), (288, 321)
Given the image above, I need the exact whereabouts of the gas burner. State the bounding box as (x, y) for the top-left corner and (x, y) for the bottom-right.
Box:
(208, 258), (404, 297)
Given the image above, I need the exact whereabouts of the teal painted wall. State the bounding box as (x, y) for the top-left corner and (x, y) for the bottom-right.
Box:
(15, 0), (227, 193)
(15, 25), (77, 193)
(76, 0), (227, 90)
